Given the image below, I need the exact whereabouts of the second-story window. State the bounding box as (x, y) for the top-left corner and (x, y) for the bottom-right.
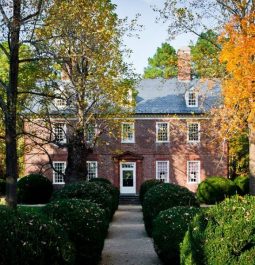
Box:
(187, 123), (200, 143)
(53, 123), (66, 143)
(156, 122), (169, 142)
(121, 122), (135, 143)
(86, 161), (98, 180)
(86, 124), (96, 143)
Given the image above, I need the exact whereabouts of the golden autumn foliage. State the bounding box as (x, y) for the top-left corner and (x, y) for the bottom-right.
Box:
(220, 14), (255, 132)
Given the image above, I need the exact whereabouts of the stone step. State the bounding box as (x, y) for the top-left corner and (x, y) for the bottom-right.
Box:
(119, 194), (140, 205)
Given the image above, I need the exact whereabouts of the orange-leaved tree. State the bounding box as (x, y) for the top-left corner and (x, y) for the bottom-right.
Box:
(220, 13), (255, 192)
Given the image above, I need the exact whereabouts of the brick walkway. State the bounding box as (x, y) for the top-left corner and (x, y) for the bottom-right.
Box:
(100, 205), (162, 265)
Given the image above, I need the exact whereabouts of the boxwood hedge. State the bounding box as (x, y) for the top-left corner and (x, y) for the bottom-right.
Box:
(143, 183), (199, 236)
(234, 175), (249, 195)
(0, 205), (74, 265)
(139, 179), (161, 204)
(51, 182), (113, 219)
(152, 206), (201, 265)
(17, 174), (53, 204)
(44, 199), (108, 265)
(180, 195), (255, 265)
(196, 176), (237, 204)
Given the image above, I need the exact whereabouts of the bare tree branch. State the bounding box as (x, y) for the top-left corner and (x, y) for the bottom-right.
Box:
(21, 0), (43, 23)
(0, 3), (10, 27)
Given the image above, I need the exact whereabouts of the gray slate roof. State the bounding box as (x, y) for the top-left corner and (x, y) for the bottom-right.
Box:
(135, 78), (221, 114)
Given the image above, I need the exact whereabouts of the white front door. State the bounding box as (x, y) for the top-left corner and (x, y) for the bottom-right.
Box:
(120, 162), (136, 194)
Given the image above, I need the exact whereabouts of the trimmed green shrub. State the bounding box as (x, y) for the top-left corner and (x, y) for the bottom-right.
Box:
(51, 182), (113, 219)
(0, 205), (74, 265)
(152, 206), (201, 265)
(143, 183), (199, 236)
(234, 175), (249, 195)
(180, 195), (255, 265)
(0, 179), (6, 196)
(90, 180), (119, 214)
(139, 179), (161, 204)
(196, 176), (237, 204)
(44, 199), (108, 265)
(89, 177), (112, 185)
(17, 174), (53, 204)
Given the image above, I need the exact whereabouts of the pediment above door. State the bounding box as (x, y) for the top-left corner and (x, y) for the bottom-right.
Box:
(112, 151), (143, 161)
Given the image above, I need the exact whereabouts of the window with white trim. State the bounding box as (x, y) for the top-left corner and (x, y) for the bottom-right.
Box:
(187, 91), (198, 107)
(121, 122), (135, 143)
(156, 122), (169, 142)
(54, 97), (66, 108)
(188, 123), (200, 143)
(87, 161), (98, 180)
(187, 161), (200, 183)
(53, 162), (66, 184)
(156, 161), (169, 183)
(86, 124), (95, 142)
(53, 123), (66, 143)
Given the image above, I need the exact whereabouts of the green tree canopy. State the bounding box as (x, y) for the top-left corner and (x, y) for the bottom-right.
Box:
(190, 30), (225, 78)
(143, 43), (177, 79)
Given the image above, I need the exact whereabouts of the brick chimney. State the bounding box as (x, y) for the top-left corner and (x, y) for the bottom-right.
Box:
(177, 47), (191, 81)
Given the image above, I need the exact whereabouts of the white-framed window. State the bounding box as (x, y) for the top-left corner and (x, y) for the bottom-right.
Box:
(53, 123), (67, 143)
(54, 97), (66, 109)
(121, 122), (135, 143)
(187, 91), (198, 107)
(156, 122), (169, 142)
(53, 161), (66, 184)
(86, 124), (96, 143)
(87, 161), (98, 180)
(187, 122), (200, 143)
(187, 161), (200, 183)
(156, 161), (169, 183)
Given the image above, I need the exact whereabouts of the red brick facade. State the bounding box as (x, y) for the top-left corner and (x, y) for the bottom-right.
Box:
(24, 116), (228, 193)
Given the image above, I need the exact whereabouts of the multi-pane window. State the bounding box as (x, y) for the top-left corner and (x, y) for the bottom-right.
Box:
(87, 161), (98, 180)
(156, 122), (169, 142)
(187, 161), (200, 183)
(187, 91), (198, 107)
(188, 123), (200, 143)
(156, 161), (169, 182)
(121, 122), (135, 143)
(53, 123), (66, 143)
(86, 124), (95, 142)
(54, 97), (66, 108)
(53, 162), (66, 184)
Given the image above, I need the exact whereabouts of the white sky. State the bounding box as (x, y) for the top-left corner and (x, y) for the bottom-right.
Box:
(112, 0), (197, 75)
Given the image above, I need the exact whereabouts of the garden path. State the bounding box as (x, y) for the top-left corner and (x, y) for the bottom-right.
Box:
(99, 205), (162, 265)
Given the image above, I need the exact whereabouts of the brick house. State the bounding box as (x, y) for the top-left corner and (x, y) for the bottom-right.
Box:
(24, 47), (228, 194)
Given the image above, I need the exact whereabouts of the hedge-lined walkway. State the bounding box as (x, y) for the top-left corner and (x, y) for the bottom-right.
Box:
(100, 205), (162, 265)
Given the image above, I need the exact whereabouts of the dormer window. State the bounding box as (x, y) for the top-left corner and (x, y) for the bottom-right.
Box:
(54, 96), (66, 109)
(187, 91), (198, 107)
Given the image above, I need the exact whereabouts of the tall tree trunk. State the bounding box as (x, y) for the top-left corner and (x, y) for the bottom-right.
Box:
(249, 124), (255, 194)
(5, 0), (21, 208)
(65, 129), (91, 183)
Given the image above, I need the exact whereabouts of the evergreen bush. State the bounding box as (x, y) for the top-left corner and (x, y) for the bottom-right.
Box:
(89, 177), (112, 185)
(152, 206), (201, 265)
(89, 179), (119, 214)
(51, 181), (113, 219)
(180, 195), (255, 265)
(17, 174), (53, 204)
(143, 183), (199, 236)
(0, 205), (74, 265)
(234, 175), (249, 195)
(139, 179), (161, 204)
(44, 199), (108, 265)
(196, 176), (237, 204)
